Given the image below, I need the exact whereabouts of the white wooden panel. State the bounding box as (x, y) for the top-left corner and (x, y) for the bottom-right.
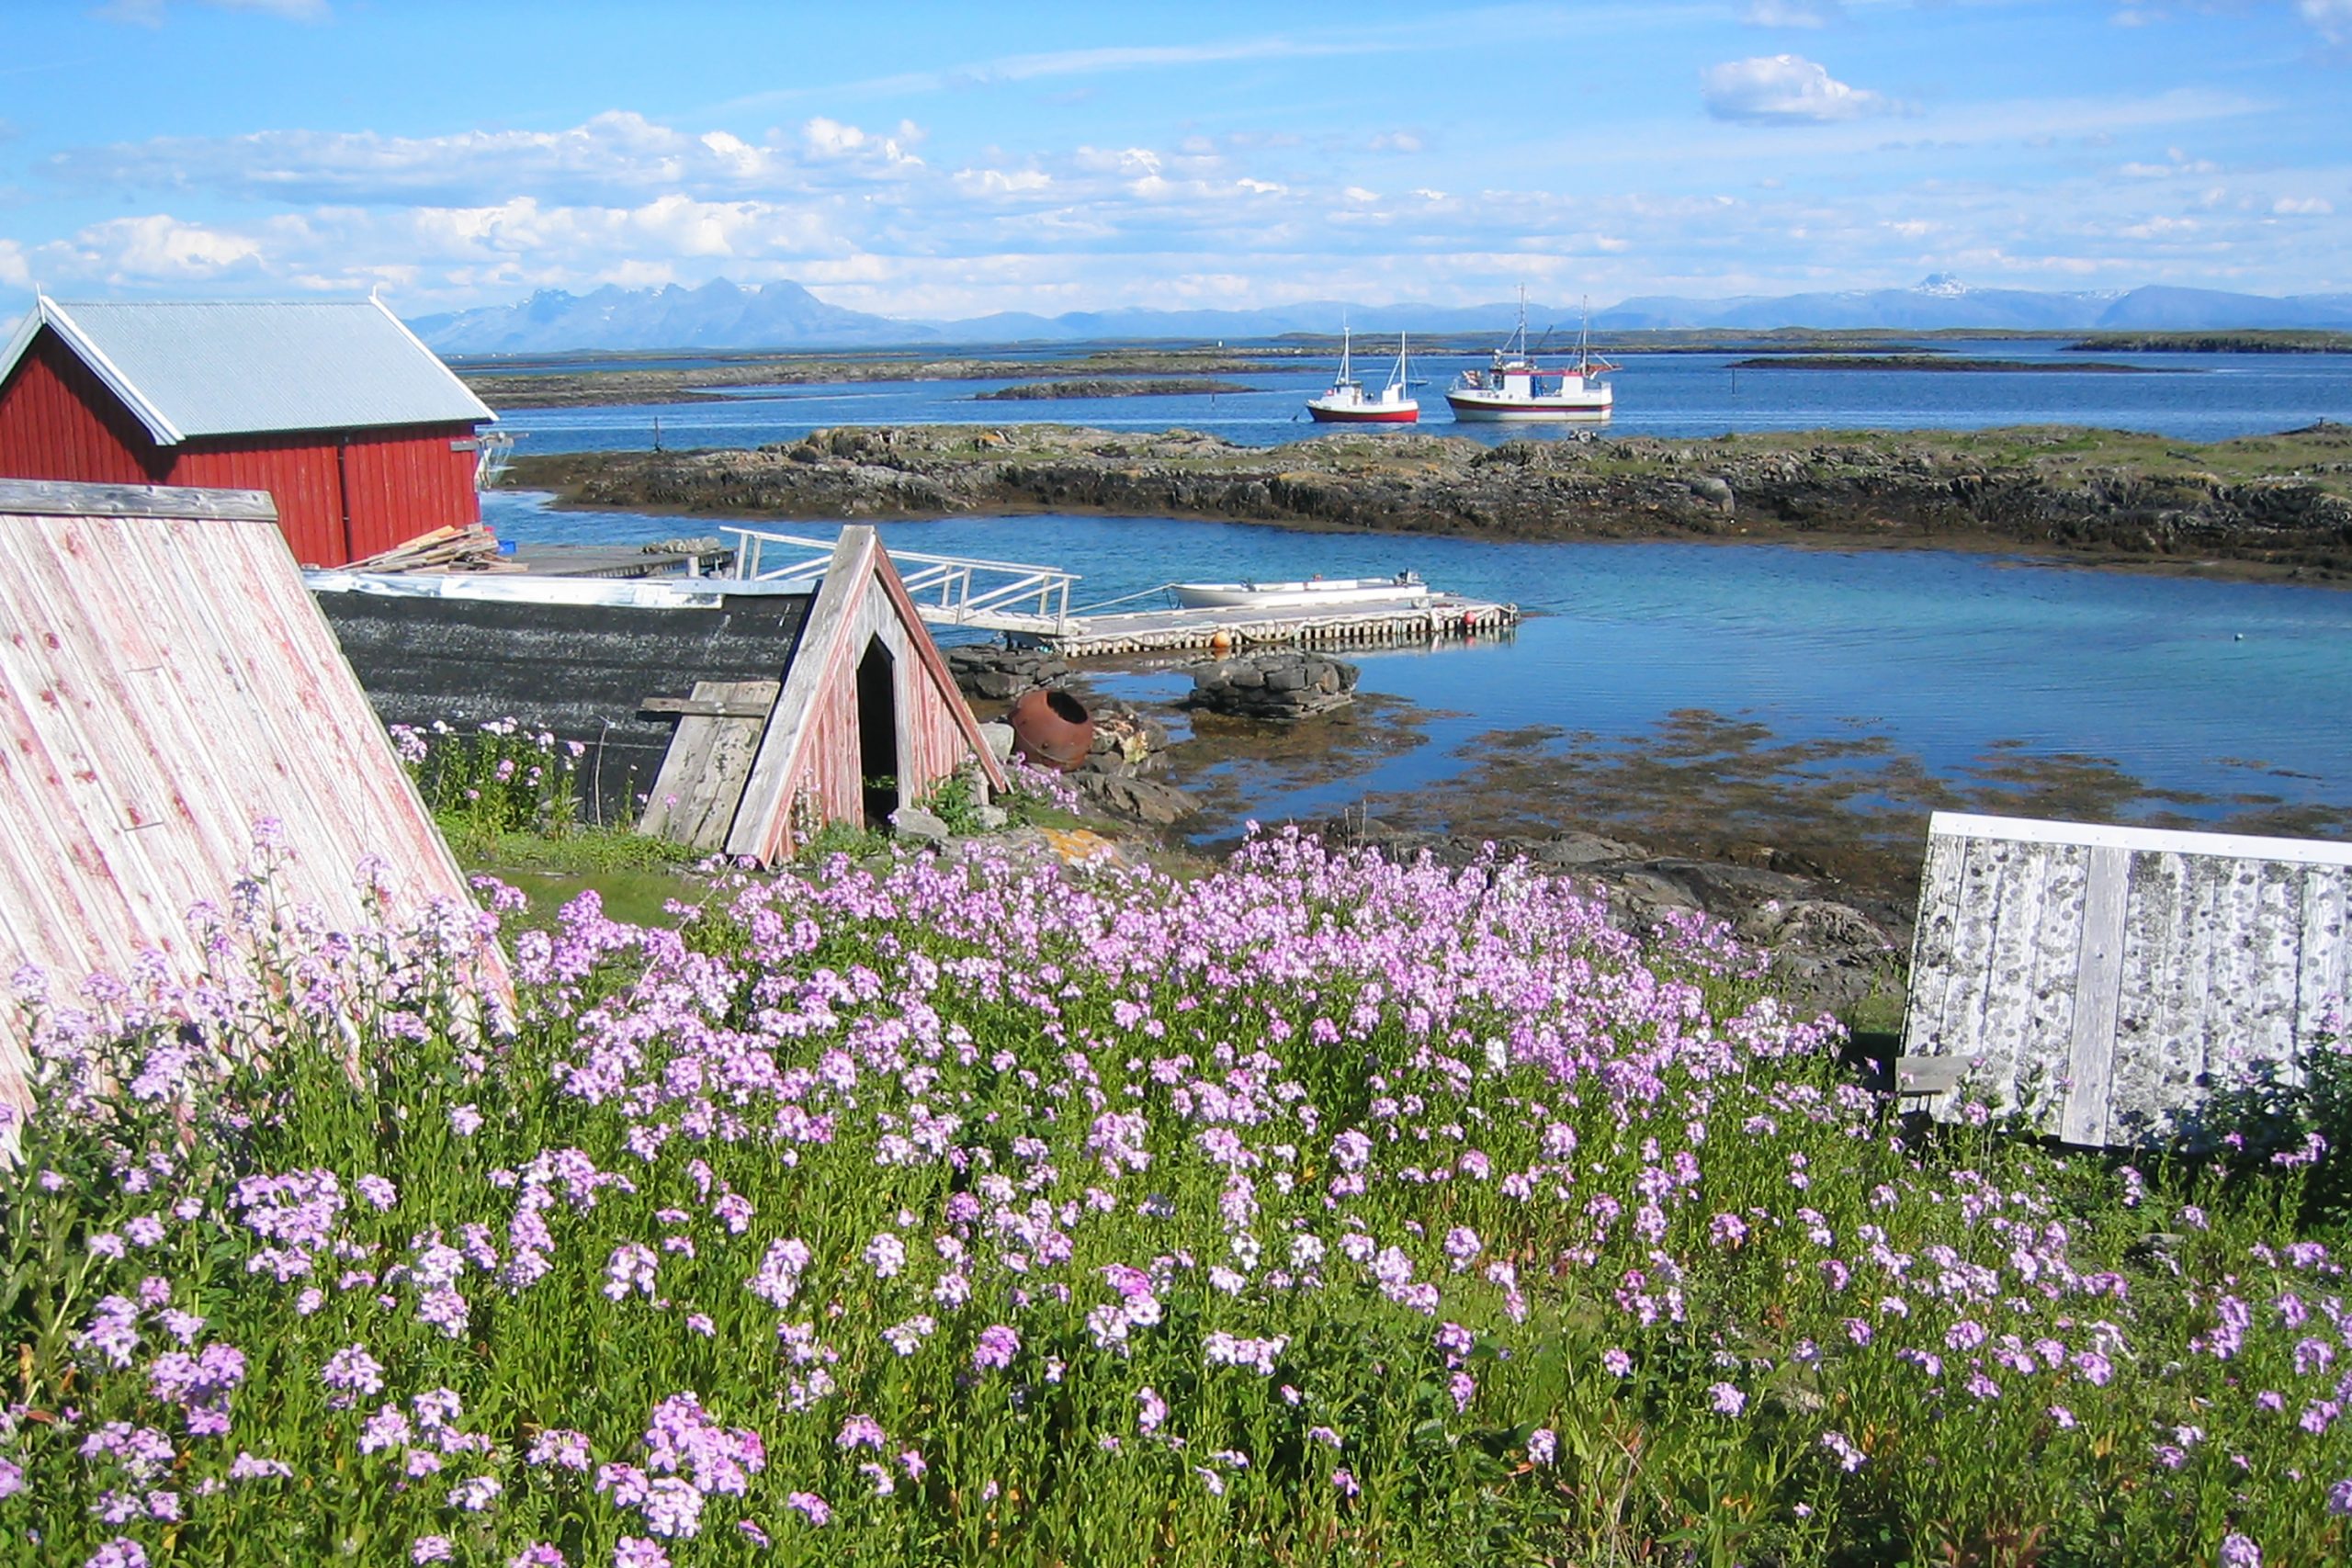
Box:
(1906, 816), (2352, 1148)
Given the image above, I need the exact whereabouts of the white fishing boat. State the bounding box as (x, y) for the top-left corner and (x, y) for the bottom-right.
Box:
(1445, 291), (1616, 422)
(1170, 571), (1430, 610)
(1306, 328), (1419, 423)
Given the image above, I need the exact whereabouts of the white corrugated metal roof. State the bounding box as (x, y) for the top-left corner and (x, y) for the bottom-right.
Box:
(6, 297), (494, 444)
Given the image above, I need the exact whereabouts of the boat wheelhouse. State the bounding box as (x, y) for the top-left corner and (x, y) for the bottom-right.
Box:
(1444, 294), (1616, 422)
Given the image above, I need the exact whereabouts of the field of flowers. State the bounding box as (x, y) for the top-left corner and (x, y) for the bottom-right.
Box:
(3, 825), (2347, 1566)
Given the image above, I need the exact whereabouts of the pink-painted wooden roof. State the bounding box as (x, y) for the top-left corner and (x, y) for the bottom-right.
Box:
(0, 478), (505, 1113)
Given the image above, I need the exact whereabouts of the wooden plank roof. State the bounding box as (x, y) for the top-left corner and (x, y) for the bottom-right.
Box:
(0, 478), (503, 1114)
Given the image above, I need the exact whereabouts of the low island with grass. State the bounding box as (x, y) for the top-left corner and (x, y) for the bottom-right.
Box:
(509, 419), (2352, 584)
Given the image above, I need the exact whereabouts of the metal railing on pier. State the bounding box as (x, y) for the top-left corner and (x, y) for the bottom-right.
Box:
(722, 527), (1080, 634)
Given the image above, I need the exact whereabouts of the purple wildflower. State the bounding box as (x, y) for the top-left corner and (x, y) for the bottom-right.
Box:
(973, 1324), (1021, 1371)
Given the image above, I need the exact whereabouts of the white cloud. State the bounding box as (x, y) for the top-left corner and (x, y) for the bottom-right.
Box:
(954, 167), (1053, 196)
(2120, 148), (2220, 177)
(0, 239), (28, 290)
(1741, 1), (1843, 28)
(799, 118), (922, 165)
(2299, 0), (2352, 45)
(52, 113), (716, 206)
(99, 0), (329, 24)
(1367, 132), (1423, 153)
(1701, 55), (1887, 122)
(2273, 195), (2335, 214)
(76, 213), (266, 278)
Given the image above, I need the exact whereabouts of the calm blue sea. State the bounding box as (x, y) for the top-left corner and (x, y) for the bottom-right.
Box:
(482, 491), (2352, 841)
(492, 338), (2352, 455)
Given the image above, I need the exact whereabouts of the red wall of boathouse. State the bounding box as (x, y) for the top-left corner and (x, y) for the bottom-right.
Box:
(0, 325), (482, 568)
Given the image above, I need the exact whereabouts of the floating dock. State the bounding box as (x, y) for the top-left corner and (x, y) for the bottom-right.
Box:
(1006, 595), (1519, 658)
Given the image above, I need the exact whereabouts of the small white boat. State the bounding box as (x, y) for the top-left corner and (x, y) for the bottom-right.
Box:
(1306, 328), (1419, 423)
(1170, 571), (1430, 610)
(1445, 290), (1616, 423)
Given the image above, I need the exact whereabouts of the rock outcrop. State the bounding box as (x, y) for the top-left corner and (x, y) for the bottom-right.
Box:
(1184, 652), (1359, 720)
(513, 421), (2352, 579)
(946, 645), (1069, 701)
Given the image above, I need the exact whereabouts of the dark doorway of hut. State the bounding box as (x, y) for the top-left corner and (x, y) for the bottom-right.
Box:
(857, 636), (899, 830)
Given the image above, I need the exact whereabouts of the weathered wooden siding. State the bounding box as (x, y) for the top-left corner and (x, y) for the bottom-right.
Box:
(729, 528), (1009, 863)
(314, 585), (809, 823)
(0, 479), (500, 1117)
(170, 424), (481, 568)
(0, 330), (167, 486)
(1903, 812), (2352, 1145)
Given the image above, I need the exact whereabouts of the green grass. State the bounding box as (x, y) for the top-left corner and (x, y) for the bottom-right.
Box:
(440, 820), (712, 931)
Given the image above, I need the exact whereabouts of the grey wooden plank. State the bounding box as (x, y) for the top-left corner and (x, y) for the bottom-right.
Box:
(2109, 849), (2183, 1144)
(2061, 845), (2132, 1145)
(1901, 828), (1969, 1057)
(642, 679), (777, 851)
(2170, 853), (2227, 1122)
(2205, 860), (2267, 1102)
(1932, 835), (2005, 1065)
(1976, 838), (2057, 1115)
(2292, 866), (2349, 1088)
(0, 480), (277, 522)
(1894, 1055), (1980, 1096)
(640, 694), (775, 719)
(2027, 841), (2091, 1129)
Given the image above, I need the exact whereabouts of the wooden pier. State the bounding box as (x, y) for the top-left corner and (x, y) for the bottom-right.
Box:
(1008, 595), (1520, 658)
(717, 525), (1519, 660)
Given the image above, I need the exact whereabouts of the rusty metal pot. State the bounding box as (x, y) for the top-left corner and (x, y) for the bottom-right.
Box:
(1007, 687), (1094, 773)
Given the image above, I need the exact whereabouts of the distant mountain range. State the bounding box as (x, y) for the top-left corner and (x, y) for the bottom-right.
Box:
(407, 274), (2352, 355)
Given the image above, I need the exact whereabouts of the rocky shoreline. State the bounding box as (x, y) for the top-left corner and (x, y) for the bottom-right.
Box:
(510, 420), (2352, 581)
(974, 378), (1254, 400)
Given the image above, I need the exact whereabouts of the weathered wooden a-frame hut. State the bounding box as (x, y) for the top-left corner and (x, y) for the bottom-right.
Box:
(1901, 811), (2352, 1146)
(723, 525), (1011, 863)
(0, 478), (503, 1117)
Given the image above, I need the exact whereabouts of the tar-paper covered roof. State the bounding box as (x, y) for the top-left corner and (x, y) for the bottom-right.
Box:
(0, 296), (495, 445)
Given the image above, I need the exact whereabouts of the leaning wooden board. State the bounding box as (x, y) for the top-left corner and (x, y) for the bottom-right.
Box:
(637, 680), (781, 852)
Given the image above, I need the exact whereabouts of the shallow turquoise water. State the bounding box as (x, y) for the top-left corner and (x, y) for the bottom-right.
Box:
(483, 492), (2352, 840)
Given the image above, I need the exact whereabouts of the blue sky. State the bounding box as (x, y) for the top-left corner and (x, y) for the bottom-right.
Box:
(2, 0), (2347, 324)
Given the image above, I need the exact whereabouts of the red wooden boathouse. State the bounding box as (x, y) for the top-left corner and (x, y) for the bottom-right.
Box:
(0, 296), (495, 568)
